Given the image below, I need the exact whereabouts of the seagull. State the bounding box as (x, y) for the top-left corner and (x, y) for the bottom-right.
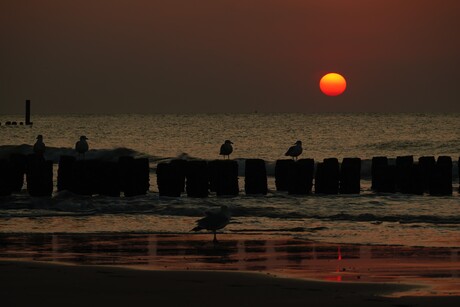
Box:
(192, 205), (231, 243)
(75, 136), (89, 158)
(33, 135), (46, 156)
(220, 140), (233, 159)
(285, 140), (303, 160)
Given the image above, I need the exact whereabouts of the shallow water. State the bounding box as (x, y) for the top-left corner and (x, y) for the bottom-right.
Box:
(0, 113), (459, 248)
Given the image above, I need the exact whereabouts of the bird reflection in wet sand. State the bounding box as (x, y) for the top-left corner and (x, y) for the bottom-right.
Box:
(192, 205), (231, 243)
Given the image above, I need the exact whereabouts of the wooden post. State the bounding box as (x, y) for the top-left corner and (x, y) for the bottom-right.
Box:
(0, 159), (13, 196)
(156, 162), (182, 197)
(170, 159), (187, 193)
(71, 160), (97, 196)
(315, 158), (339, 194)
(185, 160), (208, 197)
(245, 159), (268, 195)
(371, 157), (395, 193)
(430, 156), (452, 196)
(395, 156), (414, 193)
(208, 160), (219, 192)
(275, 159), (295, 191)
(418, 156), (435, 193)
(340, 158), (361, 194)
(99, 161), (120, 197)
(120, 157), (150, 197)
(25, 100), (32, 125)
(26, 154), (53, 197)
(9, 153), (27, 193)
(57, 155), (76, 192)
(288, 159), (314, 195)
(214, 160), (239, 196)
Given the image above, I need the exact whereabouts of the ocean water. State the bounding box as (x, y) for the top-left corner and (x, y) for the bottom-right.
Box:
(0, 113), (459, 248)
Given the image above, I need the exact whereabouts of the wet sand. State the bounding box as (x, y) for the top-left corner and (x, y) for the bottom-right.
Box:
(1, 233), (460, 306)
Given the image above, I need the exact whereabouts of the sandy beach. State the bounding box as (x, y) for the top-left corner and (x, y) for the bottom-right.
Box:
(1, 233), (460, 306)
(1, 260), (459, 307)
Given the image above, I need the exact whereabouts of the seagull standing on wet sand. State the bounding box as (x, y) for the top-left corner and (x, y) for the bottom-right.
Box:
(33, 135), (46, 156)
(220, 140), (233, 159)
(75, 136), (89, 158)
(192, 205), (231, 243)
(285, 140), (303, 160)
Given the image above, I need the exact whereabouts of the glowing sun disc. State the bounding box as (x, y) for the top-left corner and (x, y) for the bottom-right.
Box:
(320, 73), (347, 96)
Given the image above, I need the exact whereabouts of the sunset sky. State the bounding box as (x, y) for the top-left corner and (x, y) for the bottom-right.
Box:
(1, 0), (459, 114)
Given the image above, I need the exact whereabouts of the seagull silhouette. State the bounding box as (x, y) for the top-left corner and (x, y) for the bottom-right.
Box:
(33, 135), (46, 156)
(285, 140), (302, 160)
(75, 136), (89, 158)
(192, 205), (231, 243)
(219, 140), (233, 159)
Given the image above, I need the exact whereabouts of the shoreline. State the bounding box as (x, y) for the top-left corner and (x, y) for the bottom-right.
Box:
(1, 260), (460, 307)
(1, 233), (460, 297)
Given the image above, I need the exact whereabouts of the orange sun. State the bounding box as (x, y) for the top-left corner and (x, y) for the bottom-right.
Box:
(319, 73), (347, 96)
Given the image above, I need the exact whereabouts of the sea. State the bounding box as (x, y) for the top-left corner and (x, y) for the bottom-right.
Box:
(0, 113), (459, 248)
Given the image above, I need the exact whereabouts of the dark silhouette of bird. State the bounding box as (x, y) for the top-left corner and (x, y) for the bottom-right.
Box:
(33, 135), (46, 156)
(192, 205), (231, 243)
(285, 140), (303, 160)
(75, 136), (89, 158)
(219, 140), (233, 159)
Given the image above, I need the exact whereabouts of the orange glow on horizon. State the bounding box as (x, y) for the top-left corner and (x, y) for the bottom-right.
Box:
(319, 73), (347, 96)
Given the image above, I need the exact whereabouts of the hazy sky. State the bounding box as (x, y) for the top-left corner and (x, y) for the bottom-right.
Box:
(1, 0), (459, 114)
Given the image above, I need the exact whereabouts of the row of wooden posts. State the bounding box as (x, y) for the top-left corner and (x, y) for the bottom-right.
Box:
(0, 154), (458, 198)
(0, 154), (149, 197)
(158, 156), (457, 197)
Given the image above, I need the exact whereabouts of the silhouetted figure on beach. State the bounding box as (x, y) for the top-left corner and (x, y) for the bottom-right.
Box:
(33, 135), (46, 156)
(75, 136), (89, 158)
(220, 140), (233, 159)
(192, 205), (230, 243)
(285, 140), (303, 160)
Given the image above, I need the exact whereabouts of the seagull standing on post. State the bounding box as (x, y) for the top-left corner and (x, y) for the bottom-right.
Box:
(33, 135), (46, 157)
(75, 136), (89, 158)
(192, 205), (231, 243)
(220, 140), (233, 159)
(285, 140), (303, 160)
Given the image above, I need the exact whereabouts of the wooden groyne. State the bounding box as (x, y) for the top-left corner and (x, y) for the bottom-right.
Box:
(0, 154), (458, 198)
(1, 100), (33, 127)
(1, 154), (149, 197)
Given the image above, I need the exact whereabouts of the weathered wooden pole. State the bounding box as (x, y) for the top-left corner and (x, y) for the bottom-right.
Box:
(26, 154), (53, 197)
(170, 159), (187, 193)
(57, 155), (76, 192)
(71, 160), (97, 196)
(99, 161), (120, 197)
(340, 158), (361, 194)
(371, 157), (396, 193)
(25, 100), (32, 125)
(185, 160), (208, 197)
(418, 156), (435, 193)
(315, 158), (339, 194)
(120, 157), (150, 197)
(0, 159), (13, 196)
(245, 159), (268, 195)
(275, 159), (295, 191)
(213, 160), (239, 196)
(395, 155), (414, 193)
(288, 159), (314, 195)
(156, 161), (182, 197)
(9, 153), (27, 193)
(429, 156), (452, 196)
